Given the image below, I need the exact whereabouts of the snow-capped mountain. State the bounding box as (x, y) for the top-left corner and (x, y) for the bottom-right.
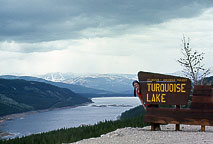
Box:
(39, 71), (192, 94)
(0, 75), (110, 94)
(40, 73), (137, 94)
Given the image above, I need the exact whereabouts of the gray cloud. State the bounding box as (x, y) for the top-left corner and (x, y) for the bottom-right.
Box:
(0, 0), (213, 42)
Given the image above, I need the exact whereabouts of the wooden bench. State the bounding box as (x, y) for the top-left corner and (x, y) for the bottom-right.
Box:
(138, 71), (213, 131)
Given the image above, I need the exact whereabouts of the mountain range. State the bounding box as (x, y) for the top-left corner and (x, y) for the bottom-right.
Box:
(0, 75), (110, 95)
(0, 73), (137, 117)
(0, 79), (91, 116)
(1, 72), (212, 96)
(39, 72), (213, 94)
(40, 72), (137, 94)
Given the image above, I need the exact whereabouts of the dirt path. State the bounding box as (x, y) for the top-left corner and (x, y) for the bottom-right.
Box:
(71, 124), (213, 144)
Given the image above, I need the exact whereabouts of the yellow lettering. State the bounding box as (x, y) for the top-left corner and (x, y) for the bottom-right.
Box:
(174, 84), (177, 92)
(165, 84), (169, 92)
(152, 94), (155, 102)
(161, 94), (166, 102)
(177, 78), (187, 82)
(147, 93), (151, 102)
(156, 94), (160, 102)
(160, 84), (164, 92)
(176, 84), (181, 92)
(156, 83), (160, 92)
(181, 84), (186, 92)
(151, 84), (155, 92)
(146, 83), (187, 93)
(169, 84), (173, 92)
(147, 83), (151, 92)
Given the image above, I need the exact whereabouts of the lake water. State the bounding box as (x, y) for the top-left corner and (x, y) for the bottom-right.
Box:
(0, 97), (141, 139)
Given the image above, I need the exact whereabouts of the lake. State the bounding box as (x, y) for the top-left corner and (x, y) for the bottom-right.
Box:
(0, 97), (141, 139)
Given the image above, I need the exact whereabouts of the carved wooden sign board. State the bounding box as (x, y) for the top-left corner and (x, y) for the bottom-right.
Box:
(138, 71), (191, 105)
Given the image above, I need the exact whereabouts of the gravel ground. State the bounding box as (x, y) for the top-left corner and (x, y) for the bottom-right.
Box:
(70, 124), (213, 144)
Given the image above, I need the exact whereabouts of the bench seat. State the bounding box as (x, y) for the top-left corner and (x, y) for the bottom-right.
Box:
(145, 108), (213, 126)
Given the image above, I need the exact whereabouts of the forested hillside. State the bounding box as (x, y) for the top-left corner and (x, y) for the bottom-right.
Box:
(0, 79), (91, 116)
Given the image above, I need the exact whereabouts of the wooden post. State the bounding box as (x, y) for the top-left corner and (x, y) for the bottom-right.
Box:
(151, 123), (155, 131)
(175, 105), (180, 131)
(176, 124), (180, 131)
(201, 125), (205, 132)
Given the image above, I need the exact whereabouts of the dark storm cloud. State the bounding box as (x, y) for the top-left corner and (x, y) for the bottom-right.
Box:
(0, 0), (213, 42)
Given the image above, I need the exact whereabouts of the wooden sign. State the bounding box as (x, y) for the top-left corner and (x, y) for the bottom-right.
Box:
(138, 71), (191, 105)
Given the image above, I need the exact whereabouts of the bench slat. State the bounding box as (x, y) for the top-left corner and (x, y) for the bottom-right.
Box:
(190, 103), (213, 109)
(145, 108), (213, 121)
(145, 115), (213, 126)
(193, 85), (212, 96)
(191, 96), (213, 103)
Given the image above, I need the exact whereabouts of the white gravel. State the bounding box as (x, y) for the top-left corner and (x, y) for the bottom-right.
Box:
(70, 124), (213, 144)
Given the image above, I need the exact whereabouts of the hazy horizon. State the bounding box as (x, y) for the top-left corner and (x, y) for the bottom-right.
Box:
(0, 70), (199, 78)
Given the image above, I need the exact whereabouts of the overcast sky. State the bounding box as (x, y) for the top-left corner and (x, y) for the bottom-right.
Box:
(0, 0), (213, 76)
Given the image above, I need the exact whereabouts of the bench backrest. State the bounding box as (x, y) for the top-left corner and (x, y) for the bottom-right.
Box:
(190, 85), (213, 110)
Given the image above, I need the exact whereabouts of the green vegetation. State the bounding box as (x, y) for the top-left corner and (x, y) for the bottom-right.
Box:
(120, 105), (145, 120)
(0, 79), (91, 116)
(0, 106), (148, 144)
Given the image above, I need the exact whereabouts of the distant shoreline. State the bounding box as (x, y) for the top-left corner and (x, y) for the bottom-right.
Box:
(0, 101), (92, 122)
(0, 132), (14, 140)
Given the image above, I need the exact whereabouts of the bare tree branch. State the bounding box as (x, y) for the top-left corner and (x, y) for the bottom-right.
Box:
(177, 36), (211, 85)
